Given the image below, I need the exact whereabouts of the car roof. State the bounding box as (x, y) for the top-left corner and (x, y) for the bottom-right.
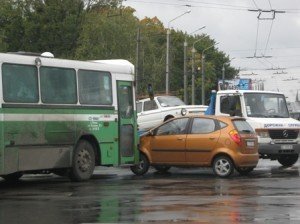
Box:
(137, 95), (179, 103)
(170, 115), (245, 122)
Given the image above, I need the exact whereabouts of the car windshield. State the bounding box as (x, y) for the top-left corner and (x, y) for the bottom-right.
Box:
(157, 96), (185, 107)
(244, 93), (289, 118)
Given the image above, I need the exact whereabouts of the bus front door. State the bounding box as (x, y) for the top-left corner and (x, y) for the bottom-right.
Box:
(117, 81), (136, 165)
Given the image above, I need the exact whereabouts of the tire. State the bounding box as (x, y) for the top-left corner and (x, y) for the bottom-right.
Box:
(212, 155), (234, 178)
(278, 154), (299, 167)
(1, 172), (23, 182)
(69, 140), (95, 181)
(153, 165), (171, 173)
(130, 154), (150, 176)
(236, 167), (255, 175)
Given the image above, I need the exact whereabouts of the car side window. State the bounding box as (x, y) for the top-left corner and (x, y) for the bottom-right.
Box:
(191, 118), (216, 134)
(144, 100), (158, 111)
(156, 118), (189, 136)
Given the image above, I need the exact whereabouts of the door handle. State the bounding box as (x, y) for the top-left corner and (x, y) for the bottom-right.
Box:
(209, 137), (215, 140)
(177, 138), (185, 141)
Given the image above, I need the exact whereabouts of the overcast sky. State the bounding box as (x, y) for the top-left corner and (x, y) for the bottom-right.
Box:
(123, 0), (300, 101)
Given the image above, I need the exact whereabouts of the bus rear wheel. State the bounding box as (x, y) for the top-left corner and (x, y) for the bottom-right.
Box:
(278, 154), (299, 167)
(69, 140), (95, 181)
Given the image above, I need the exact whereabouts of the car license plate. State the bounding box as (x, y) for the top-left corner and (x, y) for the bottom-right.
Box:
(246, 141), (255, 147)
(281, 145), (293, 150)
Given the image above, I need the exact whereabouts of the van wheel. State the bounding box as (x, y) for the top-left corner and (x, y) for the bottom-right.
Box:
(213, 156), (234, 178)
(69, 140), (95, 181)
(1, 172), (23, 182)
(130, 154), (150, 176)
(236, 167), (254, 175)
(278, 154), (299, 167)
(153, 165), (171, 173)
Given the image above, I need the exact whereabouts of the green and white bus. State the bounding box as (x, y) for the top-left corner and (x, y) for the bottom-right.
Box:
(0, 52), (138, 181)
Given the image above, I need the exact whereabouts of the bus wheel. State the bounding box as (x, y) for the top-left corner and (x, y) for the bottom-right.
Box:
(213, 156), (234, 178)
(69, 140), (95, 181)
(278, 154), (299, 167)
(153, 165), (171, 173)
(1, 172), (23, 182)
(236, 167), (255, 175)
(130, 154), (149, 176)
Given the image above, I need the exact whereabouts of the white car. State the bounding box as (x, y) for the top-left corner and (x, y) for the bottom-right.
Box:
(136, 95), (208, 132)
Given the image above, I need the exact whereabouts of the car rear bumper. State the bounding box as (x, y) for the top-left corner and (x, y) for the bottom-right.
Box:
(233, 153), (259, 167)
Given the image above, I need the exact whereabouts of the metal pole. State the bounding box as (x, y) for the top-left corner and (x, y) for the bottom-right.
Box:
(166, 10), (191, 95)
(166, 29), (170, 94)
(184, 37), (188, 104)
(222, 64), (225, 89)
(191, 47), (196, 105)
(184, 26), (205, 104)
(135, 27), (141, 95)
(201, 54), (205, 105)
(201, 42), (219, 105)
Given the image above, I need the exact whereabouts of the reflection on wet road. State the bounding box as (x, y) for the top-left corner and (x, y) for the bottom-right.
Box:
(1, 160), (300, 223)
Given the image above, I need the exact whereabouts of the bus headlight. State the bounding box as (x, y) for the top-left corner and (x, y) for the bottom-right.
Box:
(256, 130), (269, 138)
(181, 108), (187, 116)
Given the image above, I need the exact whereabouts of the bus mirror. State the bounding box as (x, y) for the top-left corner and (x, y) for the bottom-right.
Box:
(147, 84), (154, 100)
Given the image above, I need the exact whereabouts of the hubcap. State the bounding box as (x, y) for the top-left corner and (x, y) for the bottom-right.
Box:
(215, 159), (231, 176)
(77, 148), (91, 172)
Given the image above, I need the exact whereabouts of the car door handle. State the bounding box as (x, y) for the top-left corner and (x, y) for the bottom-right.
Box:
(209, 137), (215, 140)
(177, 138), (185, 141)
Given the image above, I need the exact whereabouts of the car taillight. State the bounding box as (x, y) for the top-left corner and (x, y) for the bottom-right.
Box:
(229, 129), (242, 145)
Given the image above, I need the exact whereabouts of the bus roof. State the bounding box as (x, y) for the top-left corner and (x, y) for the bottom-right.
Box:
(0, 52), (134, 75)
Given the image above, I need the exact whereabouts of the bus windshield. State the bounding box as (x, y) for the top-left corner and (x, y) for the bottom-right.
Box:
(244, 93), (289, 118)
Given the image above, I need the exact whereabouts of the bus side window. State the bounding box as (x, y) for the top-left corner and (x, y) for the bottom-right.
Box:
(40, 66), (77, 104)
(78, 70), (112, 105)
(2, 63), (39, 103)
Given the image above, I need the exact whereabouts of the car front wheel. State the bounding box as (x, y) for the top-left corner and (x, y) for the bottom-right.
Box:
(213, 156), (234, 178)
(130, 154), (150, 176)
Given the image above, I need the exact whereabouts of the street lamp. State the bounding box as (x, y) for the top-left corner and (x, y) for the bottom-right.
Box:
(184, 26), (206, 104)
(191, 36), (207, 105)
(166, 10), (191, 94)
(222, 57), (235, 88)
(201, 42), (219, 105)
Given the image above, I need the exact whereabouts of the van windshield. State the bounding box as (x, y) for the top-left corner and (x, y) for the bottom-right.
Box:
(244, 93), (289, 118)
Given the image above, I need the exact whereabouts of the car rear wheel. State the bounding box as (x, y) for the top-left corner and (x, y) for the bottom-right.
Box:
(278, 154), (299, 167)
(213, 156), (234, 178)
(130, 154), (150, 176)
(153, 165), (171, 173)
(236, 167), (255, 175)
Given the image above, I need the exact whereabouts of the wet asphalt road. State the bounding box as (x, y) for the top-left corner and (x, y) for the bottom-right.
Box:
(1, 160), (300, 224)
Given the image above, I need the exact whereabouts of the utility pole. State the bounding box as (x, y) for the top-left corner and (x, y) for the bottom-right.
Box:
(183, 38), (188, 104)
(166, 10), (191, 95)
(183, 26), (205, 104)
(135, 27), (141, 96)
(201, 42), (219, 105)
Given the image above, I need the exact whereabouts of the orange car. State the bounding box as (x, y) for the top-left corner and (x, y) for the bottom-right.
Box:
(131, 115), (259, 177)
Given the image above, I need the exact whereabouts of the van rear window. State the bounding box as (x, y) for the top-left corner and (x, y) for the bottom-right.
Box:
(233, 120), (254, 134)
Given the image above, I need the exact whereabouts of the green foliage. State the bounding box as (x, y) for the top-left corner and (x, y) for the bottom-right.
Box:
(0, 0), (238, 104)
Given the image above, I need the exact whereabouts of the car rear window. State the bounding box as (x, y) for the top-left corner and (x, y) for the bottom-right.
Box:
(232, 120), (254, 134)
